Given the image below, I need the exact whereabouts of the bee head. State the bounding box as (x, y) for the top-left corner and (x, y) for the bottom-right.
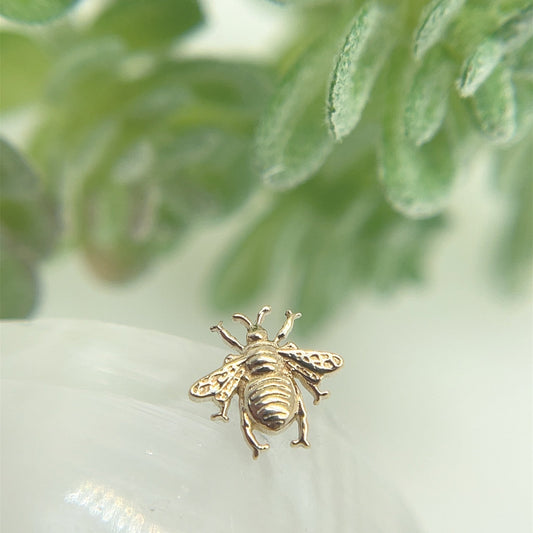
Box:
(246, 326), (268, 343)
(232, 305), (272, 343)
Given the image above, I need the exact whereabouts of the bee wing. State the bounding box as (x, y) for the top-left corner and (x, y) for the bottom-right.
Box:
(278, 349), (343, 375)
(283, 358), (322, 384)
(189, 358), (246, 402)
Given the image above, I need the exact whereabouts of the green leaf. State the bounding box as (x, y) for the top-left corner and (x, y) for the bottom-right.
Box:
(495, 140), (533, 290)
(327, 2), (394, 141)
(136, 59), (273, 124)
(514, 36), (533, 79)
(45, 38), (127, 104)
(472, 66), (517, 144)
(291, 201), (364, 328)
(211, 203), (294, 308)
(0, 139), (58, 259)
(89, 0), (204, 50)
(0, 139), (59, 318)
(0, 138), (40, 197)
(367, 216), (444, 290)
(0, 0), (77, 23)
(32, 58), (272, 282)
(380, 132), (455, 218)
(413, 0), (466, 60)
(456, 38), (506, 97)
(0, 237), (37, 319)
(503, 178), (533, 288)
(268, 0), (335, 4)
(348, 183), (444, 293)
(404, 48), (455, 146)
(379, 50), (456, 218)
(32, 58), (272, 267)
(380, 115), (455, 218)
(213, 125), (448, 328)
(151, 127), (254, 220)
(0, 31), (51, 111)
(293, 227), (353, 327)
(514, 77), (533, 140)
(493, 5), (533, 53)
(80, 178), (161, 282)
(255, 43), (335, 190)
(457, 6), (533, 97)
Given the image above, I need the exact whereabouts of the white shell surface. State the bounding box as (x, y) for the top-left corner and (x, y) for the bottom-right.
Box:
(1, 319), (420, 533)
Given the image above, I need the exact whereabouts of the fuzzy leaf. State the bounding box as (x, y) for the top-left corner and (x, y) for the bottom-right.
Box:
(472, 66), (517, 144)
(500, 180), (533, 288)
(514, 77), (533, 140)
(31, 57), (272, 282)
(45, 38), (127, 105)
(456, 38), (505, 97)
(0, 32), (51, 111)
(351, 200), (444, 292)
(211, 204), (294, 308)
(327, 2), (394, 141)
(496, 140), (533, 289)
(255, 44), (335, 190)
(494, 5), (533, 53)
(380, 108), (455, 219)
(457, 6), (533, 96)
(268, 0), (332, 4)
(290, 192), (374, 328)
(293, 221), (355, 327)
(89, 0), (204, 50)
(80, 179), (160, 282)
(0, 238), (37, 319)
(152, 127), (254, 220)
(0, 139), (58, 259)
(0, 0), (77, 23)
(380, 133), (455, 219)
(404, 48), (455, 146)
(0, 140), (59, 318)
(0, 138), (41, 198)
(379, 50), (456, 218)
(413, 0), (466, 60)
(514, 35), (533, 79)
(214, 130), (447, 328)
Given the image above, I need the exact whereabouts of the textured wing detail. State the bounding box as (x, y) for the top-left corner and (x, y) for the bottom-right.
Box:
(189, 358), (246, 401)
(279, 349), (343, 374)
(284, 358), (321, 383)
(214, 365), (246, 401)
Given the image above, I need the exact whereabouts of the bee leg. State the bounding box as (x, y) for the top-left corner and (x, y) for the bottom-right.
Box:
(210, 322), (244, 352)
(241, 410), (269, 459)
(308, 382), (329, 405)
(211, 400), (230, 422)
(291, 396), (311, 448)
(294, 374), (329, 405)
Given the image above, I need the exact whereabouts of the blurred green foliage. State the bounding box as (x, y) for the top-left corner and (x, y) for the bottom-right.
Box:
(0, 0), (531, 326)
(0, 140), (59, 317)
(0, 0), (78, 23)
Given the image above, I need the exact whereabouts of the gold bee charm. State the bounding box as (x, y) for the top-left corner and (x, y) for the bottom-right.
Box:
(189, 306), (343, 458)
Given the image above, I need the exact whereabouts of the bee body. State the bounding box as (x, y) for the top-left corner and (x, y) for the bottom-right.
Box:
(242, 341), (297, 431)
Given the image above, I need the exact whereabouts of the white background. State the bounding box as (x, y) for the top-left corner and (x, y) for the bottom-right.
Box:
(13, 1), (533, 532)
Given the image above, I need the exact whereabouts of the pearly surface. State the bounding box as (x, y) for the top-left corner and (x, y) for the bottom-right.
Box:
(1, 319), (420, 533)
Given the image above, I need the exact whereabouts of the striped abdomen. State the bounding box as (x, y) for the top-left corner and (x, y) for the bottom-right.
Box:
(245, 374), (296, 431)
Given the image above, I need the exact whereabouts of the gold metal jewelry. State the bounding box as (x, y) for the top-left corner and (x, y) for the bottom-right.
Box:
(189, 306), (344, 458)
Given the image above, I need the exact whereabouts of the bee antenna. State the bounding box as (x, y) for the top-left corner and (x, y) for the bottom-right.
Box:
(256, 306), (271, 325)
(232, 313), (253, 328)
